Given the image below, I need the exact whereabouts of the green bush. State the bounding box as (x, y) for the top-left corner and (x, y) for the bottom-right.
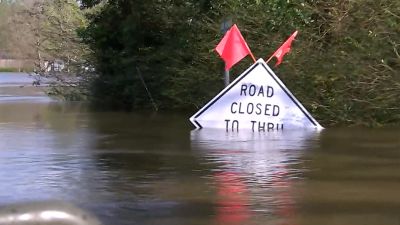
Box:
(81, 0), (400, 127)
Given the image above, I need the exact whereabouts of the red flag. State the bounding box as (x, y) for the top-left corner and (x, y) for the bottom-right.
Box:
(267, 31), (298, 67)
(215, 24), (256, 71)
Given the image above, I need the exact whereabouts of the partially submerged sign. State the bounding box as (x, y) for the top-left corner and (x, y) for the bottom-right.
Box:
(190, 59), (323, 131)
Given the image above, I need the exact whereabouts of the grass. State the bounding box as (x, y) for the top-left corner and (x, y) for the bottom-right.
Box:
(0, 67), (19, 72)
(0, 67), (34, 72)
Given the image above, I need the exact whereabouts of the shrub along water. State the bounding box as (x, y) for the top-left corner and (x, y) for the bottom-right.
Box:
(0, 68), (19, 72)
(80, 0), (400, 127)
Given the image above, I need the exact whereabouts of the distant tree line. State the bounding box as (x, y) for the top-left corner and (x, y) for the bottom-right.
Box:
(1, 0), (399, 127)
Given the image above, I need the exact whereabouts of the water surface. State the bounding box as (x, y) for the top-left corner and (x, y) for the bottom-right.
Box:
(0, 72), (49, 101)
(0, 96), (399, 224)
(0, 72), (42, 86)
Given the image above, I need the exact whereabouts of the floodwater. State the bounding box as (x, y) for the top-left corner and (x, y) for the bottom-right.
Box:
(0, 72), (49, 102)
(1, 73), (400, 225)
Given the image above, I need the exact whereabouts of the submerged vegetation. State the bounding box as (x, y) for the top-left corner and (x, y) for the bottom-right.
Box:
(1, 0), (399, 127)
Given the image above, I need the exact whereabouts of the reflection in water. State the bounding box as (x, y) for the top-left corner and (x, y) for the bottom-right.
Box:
(191, 129), (320, 225)
(214, 172), (250, 225)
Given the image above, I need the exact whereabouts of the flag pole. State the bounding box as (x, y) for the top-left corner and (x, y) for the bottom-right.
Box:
(249, 52), (256, 62)
(266, 55), (274, 63)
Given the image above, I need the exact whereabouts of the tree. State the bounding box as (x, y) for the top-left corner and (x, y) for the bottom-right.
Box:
(0, 1), (18, 54)
(82, 0), (400, 126)
(81, 0), (310, 110)
(79, 0), (102, 8)
(10, 0), (90, 99)
(0, 0), (40, 56)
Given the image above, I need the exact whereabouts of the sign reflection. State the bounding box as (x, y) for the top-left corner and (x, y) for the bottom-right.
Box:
(191, 129), (320, 225)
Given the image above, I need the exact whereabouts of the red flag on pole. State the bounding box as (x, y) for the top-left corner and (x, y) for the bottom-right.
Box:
(215, 24), (256, 71)
(267, 31), (298, 67)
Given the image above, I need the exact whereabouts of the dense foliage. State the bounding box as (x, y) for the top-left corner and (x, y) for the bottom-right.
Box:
(81, 0), (399, 126)
(81, 0), (309, 109)
(0, 1), (18, 54)
(282, 0), (400, 127)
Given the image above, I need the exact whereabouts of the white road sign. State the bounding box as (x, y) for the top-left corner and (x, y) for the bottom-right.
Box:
(190, 58), (323, 131)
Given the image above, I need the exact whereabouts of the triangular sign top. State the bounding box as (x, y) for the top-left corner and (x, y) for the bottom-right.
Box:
(190, 59), (323, 132)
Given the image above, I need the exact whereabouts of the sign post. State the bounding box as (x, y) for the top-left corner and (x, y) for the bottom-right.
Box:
(220, 18), (232, 87)
(224, 65), (229, 87)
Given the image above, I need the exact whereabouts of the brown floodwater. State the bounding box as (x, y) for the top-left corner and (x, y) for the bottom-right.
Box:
(0, 82), (399, 224)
